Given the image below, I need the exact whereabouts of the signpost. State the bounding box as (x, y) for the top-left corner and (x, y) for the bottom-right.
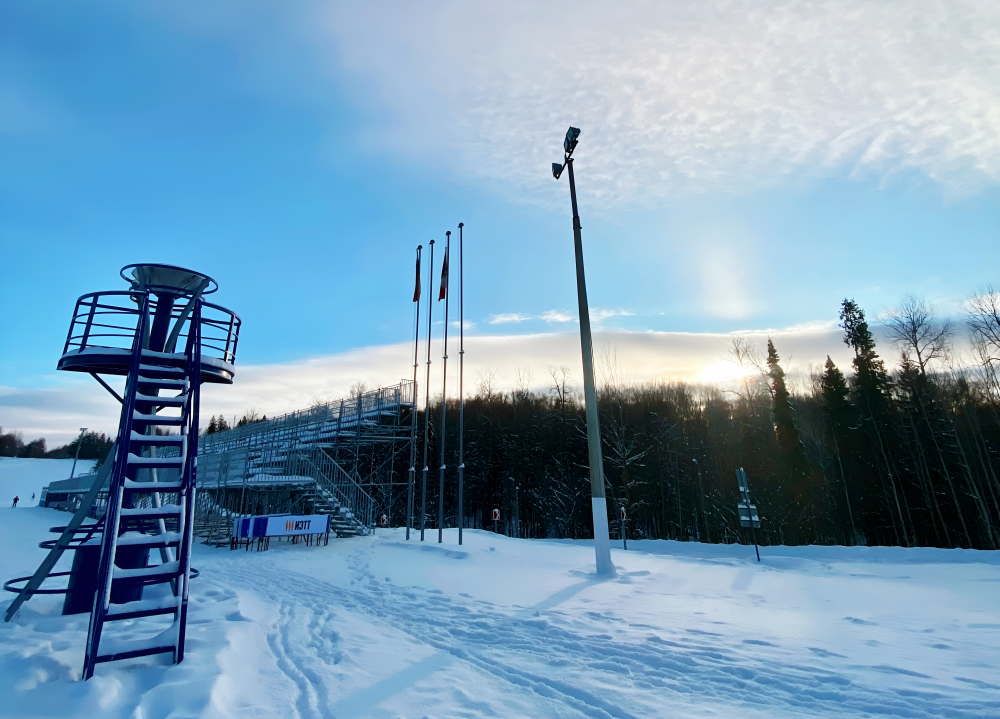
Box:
(492, 508), (500, 534)
(381, 514), (388, 527)
(735, 468), (761, 562)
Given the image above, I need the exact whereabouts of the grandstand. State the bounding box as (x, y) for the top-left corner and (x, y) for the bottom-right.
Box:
(193, 381), (417, 545)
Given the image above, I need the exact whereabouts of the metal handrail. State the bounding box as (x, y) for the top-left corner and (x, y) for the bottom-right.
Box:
(61, 291), (241, 365)
(199, 381), (415, 453)
(296, 450), (375, 532)
(190, 445), (375, 535)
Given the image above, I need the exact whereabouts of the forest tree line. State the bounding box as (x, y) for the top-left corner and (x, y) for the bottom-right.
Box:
(0, 428), (113, 463)
(405, 290), (1000, 549)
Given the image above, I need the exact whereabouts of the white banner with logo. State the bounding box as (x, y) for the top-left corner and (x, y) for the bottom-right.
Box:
(266, 514), (330, 537)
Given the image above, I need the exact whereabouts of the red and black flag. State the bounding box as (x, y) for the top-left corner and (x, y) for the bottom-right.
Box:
(413, 248), (421, 302)
(438, 247), (449, 300)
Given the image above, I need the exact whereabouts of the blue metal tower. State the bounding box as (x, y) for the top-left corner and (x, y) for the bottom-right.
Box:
(20, 264), (240, 679)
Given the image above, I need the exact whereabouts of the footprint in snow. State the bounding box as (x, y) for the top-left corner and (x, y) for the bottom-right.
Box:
(808, 647), (846, 658)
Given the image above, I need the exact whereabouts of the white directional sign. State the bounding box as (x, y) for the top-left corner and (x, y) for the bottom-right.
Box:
(381, 514), (388, 526)
(492, 508), (500, 521)
(738, 503), (761, 528)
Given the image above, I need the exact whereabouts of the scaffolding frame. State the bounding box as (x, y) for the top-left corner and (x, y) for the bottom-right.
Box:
(195, 381), (417, 542)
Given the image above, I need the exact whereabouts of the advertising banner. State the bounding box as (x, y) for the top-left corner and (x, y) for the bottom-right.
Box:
(266, 514), (330, 537)
(234, 514), (331, 539)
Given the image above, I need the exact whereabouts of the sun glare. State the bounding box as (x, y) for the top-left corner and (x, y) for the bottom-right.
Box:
(699, 361), (749, 384)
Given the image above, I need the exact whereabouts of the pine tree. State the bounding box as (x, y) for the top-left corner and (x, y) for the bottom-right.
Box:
(840, 298), (909, 546)
(820, 356), (851, 429)
(767, 339), (801, 454)
(206, 416), (218, 434)
(839, 299), (889, 414)
(766, 338), (815, 541)
(820, 356), (859, 542)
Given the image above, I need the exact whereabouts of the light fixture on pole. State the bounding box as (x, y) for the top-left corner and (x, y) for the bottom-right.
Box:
(552, 126), (615, 576)
(69, 427), (88, 480)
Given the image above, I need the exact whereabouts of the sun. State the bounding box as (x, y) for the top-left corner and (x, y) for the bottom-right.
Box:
(699, 361), (750, 384)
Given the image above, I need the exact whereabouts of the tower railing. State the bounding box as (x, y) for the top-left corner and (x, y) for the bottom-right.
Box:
(61, 291), (240, 366)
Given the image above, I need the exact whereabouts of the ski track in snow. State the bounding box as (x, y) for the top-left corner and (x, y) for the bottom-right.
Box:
(214, 544), (1000, 719)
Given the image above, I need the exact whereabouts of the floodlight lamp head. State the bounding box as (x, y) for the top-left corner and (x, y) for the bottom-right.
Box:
(564, 126), (581, 154)
(552, 162), (564, 180)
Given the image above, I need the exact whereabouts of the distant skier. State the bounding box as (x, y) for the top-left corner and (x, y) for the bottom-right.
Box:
(12, 496), (18, 508)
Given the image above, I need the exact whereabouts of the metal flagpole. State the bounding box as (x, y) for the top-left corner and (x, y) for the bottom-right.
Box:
(438, 232), (451, 543)
(420, 240), (435, 541)
(457, 223), (465, 545)
(406, 245), (422, 540)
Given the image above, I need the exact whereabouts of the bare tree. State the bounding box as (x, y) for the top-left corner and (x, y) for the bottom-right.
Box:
(727, 336), (769, 403)
(882, 294), (953, 375)
(514, 365), (534, 401)
(349, 381), (369, 399)
(965, 286), (1000, 402)
(548, 365), (573, 404)
(476, 365), (498, 400)
(966, 285), (1000, 359)
(598, 344), (633, 400)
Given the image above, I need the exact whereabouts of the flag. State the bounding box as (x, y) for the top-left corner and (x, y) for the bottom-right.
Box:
(438, 247), (449, 300)
(412, 251), (421, 302)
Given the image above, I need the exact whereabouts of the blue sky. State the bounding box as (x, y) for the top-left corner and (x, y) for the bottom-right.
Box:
(2, 0), (998, 443)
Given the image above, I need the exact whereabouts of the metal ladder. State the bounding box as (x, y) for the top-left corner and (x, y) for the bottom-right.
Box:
(81, 296), (202, 679)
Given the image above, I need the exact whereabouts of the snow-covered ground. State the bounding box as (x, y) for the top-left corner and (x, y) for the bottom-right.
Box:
(1, 505), (998, 719)
(0, 457), (97, 508)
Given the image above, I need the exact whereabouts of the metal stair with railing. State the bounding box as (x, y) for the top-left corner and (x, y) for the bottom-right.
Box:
(295, 450), (373, 537)
(3, 264), (241, 682)
(80, 295), (204, 678)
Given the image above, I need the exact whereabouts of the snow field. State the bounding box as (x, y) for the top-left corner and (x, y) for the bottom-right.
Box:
(0, 505), (998, 718)
(0, 457), (97, 508)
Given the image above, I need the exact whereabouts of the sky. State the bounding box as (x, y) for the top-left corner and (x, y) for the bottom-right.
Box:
(1, 0), (998, 445)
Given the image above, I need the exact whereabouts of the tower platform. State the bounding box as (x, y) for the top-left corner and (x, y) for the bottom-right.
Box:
(56, 264), (240, 385)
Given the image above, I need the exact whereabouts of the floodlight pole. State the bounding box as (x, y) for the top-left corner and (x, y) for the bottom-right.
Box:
(69, 427), (87, 480)
(556, 132), (615, 576)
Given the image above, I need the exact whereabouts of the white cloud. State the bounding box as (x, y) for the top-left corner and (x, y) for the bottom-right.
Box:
(3, 326), (864, 443)
(488, 313), (531, 324)
(591, 308), (636, 322)
(540, 310), (574, 323)
(324, 0), (1000, 203)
